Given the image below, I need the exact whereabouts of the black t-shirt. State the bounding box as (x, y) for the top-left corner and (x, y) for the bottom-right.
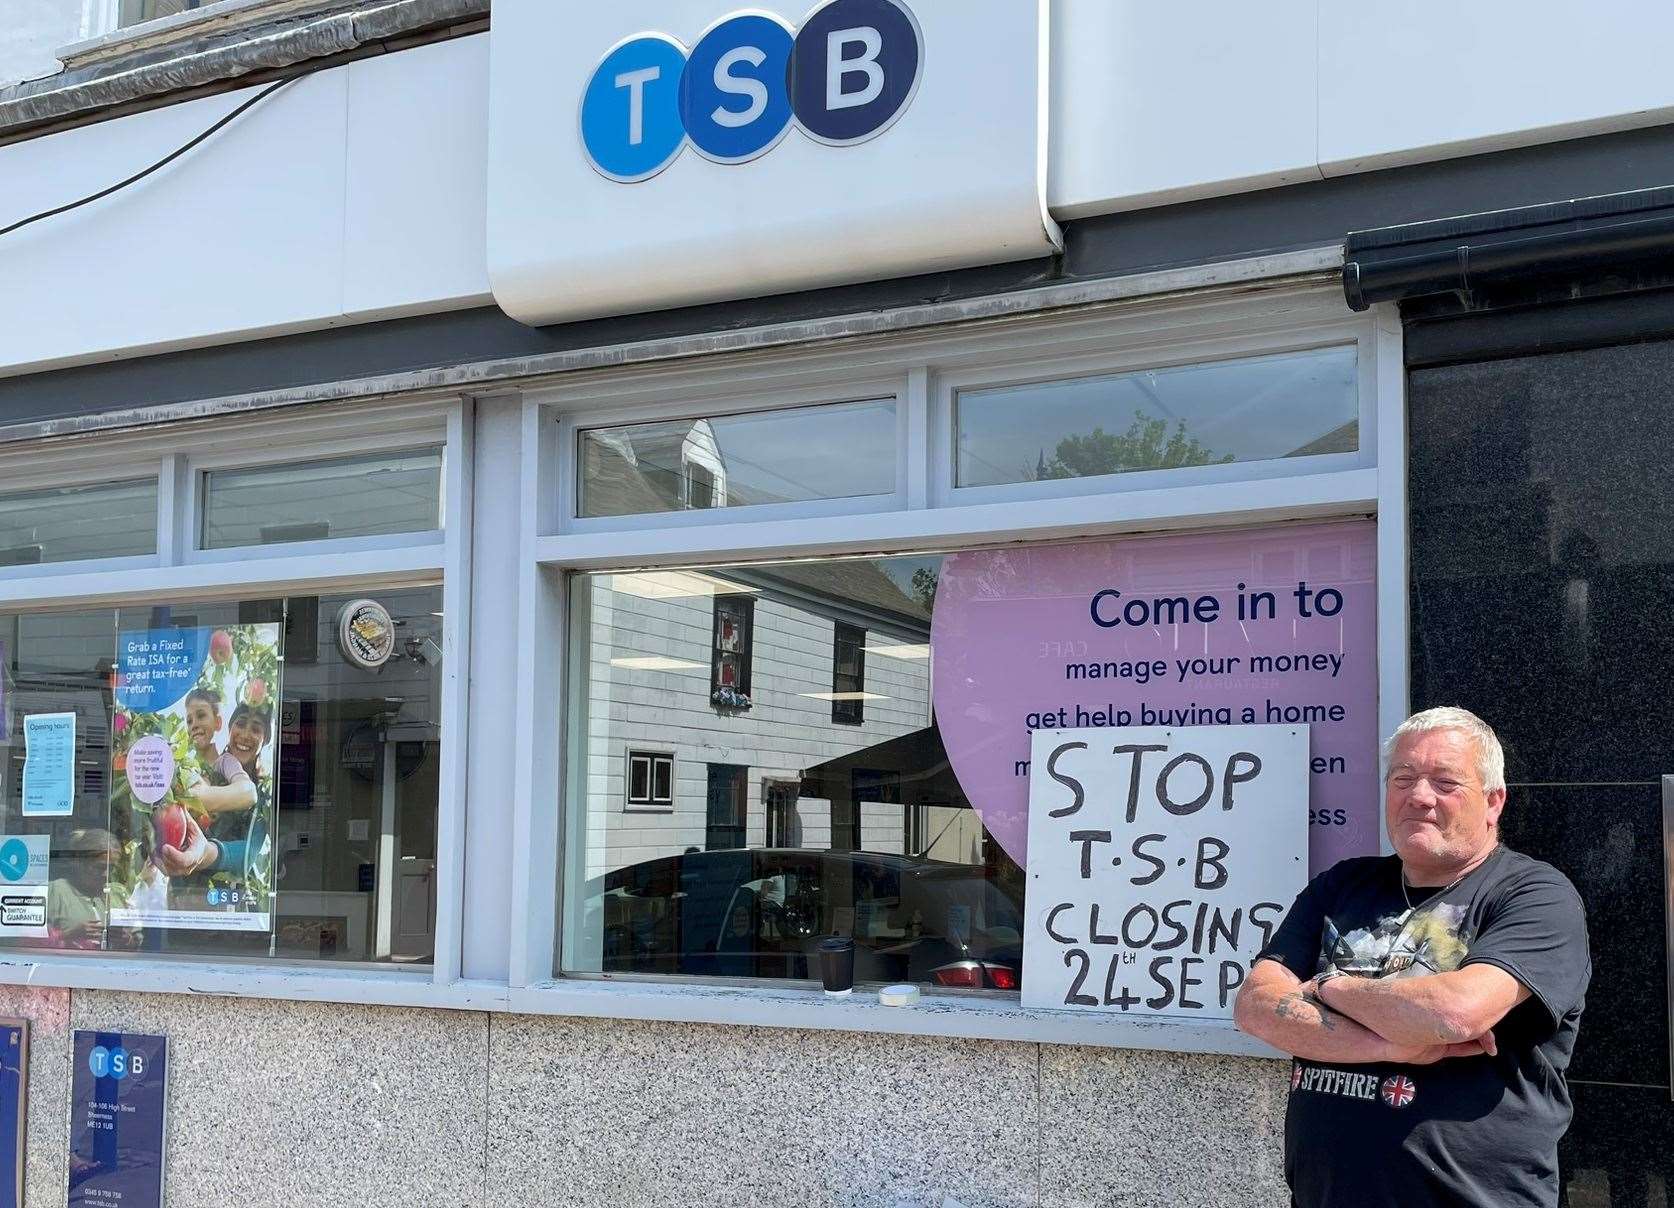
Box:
(1257, 845), (1590, 1208)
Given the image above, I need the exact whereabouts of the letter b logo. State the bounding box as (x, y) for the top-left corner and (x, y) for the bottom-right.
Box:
(581, 0), (923, 182)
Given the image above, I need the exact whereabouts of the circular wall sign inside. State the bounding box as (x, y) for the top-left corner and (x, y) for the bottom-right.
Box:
(336, 599), (396, 670)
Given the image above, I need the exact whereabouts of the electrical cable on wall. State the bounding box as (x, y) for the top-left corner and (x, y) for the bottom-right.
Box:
(0, 76), (297, 240)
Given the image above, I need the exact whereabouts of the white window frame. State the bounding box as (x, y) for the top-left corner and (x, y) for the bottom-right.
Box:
(77, 0), (288, 43)
(558, 375), (910, 534)
(936, 333), (1371, 509)
(624, 748), (674, 812)
(0, 394), (475, 1008)
(507, 282), (1412, 1056)
(186, 409), (446, 564)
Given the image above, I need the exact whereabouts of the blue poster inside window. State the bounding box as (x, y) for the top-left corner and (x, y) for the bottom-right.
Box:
(69, 1030), (168, 1208)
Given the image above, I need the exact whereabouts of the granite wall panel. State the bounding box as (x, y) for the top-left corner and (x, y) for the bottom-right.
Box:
(1038, 1046), (1288, 1208)
(0, 988), (1297, 1206)
(68, 990), (489, 1208)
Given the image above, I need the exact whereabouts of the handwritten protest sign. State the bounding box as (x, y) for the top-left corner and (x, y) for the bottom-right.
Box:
(1021, 725), (1309, 1018)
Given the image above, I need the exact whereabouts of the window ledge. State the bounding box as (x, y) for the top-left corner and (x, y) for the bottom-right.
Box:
(0, 953), (509, 1012)
(0, 0), (486, 143)
(509, 978), (1286, 1057)
(0, 951), (1283, 1057)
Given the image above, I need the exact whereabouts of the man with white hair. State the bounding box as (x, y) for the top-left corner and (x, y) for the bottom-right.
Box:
(1235, 706), (1590, 1207)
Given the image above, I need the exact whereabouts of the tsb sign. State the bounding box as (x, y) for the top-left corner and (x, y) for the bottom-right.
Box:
(581, 0), (923, 182)
(88, 1044), (146, 1080)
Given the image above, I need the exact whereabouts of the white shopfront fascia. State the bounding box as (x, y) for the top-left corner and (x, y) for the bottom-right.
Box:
(0, 259), (1407, 1058)
(486, 0), (1061, 326)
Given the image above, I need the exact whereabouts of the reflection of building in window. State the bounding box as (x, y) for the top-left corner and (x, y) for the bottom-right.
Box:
(710, 595), (754, 704)
(626, 750), (674, 809)
(575, 556), (936, 880)
(580, 420), (730, 515)
(705, 764), (747, 850)
(686, 463), (718, 509)
(764, 780), (801, 847)
(831, 622), (866, 725)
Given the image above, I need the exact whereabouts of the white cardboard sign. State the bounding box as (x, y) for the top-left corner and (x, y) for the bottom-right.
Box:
(1021, 725), (1310, 1019)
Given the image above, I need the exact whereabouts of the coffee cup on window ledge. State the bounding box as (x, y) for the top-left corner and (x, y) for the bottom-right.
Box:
(817, 936), (855, 996)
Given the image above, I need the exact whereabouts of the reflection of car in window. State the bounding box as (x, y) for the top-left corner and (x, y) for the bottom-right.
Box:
(583, 848), (1024, 990)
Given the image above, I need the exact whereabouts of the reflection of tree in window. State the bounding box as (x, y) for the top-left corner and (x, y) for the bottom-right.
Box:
(911, 568), (939, 612)
(1032, 411), (1233, 480)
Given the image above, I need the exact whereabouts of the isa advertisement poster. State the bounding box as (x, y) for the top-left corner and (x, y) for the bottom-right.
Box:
(107, 624), (281, 932)
(68, 1031), (168, 1208)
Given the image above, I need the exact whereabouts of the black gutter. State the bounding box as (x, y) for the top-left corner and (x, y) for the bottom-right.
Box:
(1342, 185), (1674, 311)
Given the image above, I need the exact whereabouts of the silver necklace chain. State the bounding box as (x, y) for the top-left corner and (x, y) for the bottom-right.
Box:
(1402, 867), (1470, 912)
(1401, 844), (1498, 911)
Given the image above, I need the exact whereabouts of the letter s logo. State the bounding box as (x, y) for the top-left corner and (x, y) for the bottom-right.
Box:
(682, 13), (796, 162)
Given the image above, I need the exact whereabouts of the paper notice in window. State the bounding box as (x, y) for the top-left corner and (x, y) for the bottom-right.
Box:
(0, 887), (47, 938)
(21, 713), (74, 817)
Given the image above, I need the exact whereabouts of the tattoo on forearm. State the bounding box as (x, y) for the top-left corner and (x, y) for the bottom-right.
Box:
(1275, 989), (1337, 1032)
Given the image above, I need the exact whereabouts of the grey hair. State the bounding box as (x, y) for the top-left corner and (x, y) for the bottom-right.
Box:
(1382, 706), (1506, 794)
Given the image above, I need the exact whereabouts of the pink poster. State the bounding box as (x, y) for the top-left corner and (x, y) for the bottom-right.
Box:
(930, 520), (1378, 874)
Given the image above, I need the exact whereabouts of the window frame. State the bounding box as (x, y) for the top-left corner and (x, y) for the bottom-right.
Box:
(830, 621), (866, 726)
(941, 338), (1371, 507)
(514, 282), (1412, 1055)
(0, 476), (160, 572)
(0, 395), (473, 1000)
(557, 375), (911, 536)
(0, 269), (1410, 1054)
(709, 593), (755, 701)
(78, 0), (291, 44)
(624, 748), (674, 812)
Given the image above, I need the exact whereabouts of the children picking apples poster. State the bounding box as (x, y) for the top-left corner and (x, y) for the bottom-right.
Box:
(107, 624), (281, 932)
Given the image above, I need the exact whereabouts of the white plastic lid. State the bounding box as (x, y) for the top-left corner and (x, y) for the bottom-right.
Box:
(879, 984), (921, 1007)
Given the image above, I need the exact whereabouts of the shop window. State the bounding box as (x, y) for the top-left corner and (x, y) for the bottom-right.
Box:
(710, 595), (754, 711)
(830, 622), (866, 725)
(577, 398), (897, 518)
(0, 585), (443, 967)
(954, 345), (1358, 489)
(0, 479), (157, 567)
(561, 553), (1024, 991)
(625, 750), (673, 810)
(199, 448), (443, 550)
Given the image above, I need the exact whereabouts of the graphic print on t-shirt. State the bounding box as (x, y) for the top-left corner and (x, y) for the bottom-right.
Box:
(1380, 1074), (1417, 1108)
(1320, 902), (1472, 980)
(1293, 1063), (1384, 1102)
(1293, 903), (1473, 1109)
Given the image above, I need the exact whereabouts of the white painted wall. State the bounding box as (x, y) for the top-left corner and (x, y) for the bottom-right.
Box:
(0, 0), (80, 87)
(0, 32), (491, 379)
(1049, 0), (1674, 217)
(579, 577), (931, 881)
(3, 5), (1674, 374)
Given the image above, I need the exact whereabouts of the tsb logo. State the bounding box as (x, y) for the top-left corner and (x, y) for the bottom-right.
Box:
(581, 0), (923, 182)
(88, 1045), (145, 1080)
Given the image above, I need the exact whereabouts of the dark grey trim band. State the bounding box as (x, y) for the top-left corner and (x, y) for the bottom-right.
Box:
(12, 120), (1674, 431)
(0, 250), (1341, 444)
(1344, 185), (1674, 311)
